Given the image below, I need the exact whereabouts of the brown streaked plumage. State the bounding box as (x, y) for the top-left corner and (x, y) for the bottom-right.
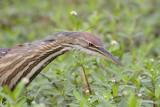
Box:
(0, 31), (123, 90)
(0, 48), (11, 59)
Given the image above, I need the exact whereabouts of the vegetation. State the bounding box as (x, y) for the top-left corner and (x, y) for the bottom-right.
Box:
(0, 0), (160, 106)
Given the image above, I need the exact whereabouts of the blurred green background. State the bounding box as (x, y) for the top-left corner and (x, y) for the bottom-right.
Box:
(0, 0), (160, 107)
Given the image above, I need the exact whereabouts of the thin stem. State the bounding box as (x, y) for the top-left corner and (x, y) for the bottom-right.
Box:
(81, 68), (87, 95)
(40, 73), (71, 102)
(75, 72), (78, 89)
(81, 65), (92, 95)
(152, 80), (156, 107)
(73, 17), (78, 31)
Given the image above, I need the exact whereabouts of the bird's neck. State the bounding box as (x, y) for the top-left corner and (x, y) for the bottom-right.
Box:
(0, 40), (71, 90)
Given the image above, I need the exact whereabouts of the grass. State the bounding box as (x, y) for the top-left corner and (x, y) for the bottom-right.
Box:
(0, 0), (160, 106)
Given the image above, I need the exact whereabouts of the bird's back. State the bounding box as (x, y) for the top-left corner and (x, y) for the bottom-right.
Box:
(0, 48), (11, 59)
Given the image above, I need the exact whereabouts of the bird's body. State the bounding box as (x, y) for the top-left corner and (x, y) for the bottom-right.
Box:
(0, 31), (123, 90)
(0, 48), (11, 59)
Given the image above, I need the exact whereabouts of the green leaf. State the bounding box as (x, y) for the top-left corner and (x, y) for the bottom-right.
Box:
(13, 82), (25, 100)
(146, 62), (152, 70)
(155, 85), (160, 98)
(121, 74), (128, 84)
(73, 90), (82, 102)
(82, 25), (96, 32)
(134, 80), (140, 88)
(16, 98), (26, 107)
(63, 79), (72, 94)
(3, 86), (14, 100)
(128, 92), (139, 107)
(95, 92), (106, 102)
(112, 84), (119, 97)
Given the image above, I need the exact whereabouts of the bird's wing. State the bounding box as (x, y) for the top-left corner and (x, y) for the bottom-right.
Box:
(0, 48), (11, 59)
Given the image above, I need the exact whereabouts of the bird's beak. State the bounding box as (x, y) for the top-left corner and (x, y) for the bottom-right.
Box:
(96, 47), (124, 66)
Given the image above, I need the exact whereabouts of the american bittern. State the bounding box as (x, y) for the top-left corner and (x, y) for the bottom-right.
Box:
(0, 31), (123, 90)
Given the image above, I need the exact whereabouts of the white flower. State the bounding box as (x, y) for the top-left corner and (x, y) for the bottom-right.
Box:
(138, 93), (142, 97)
(104, 95), (107, 98)
(86, 90), (89, 93)
(111, 40), (117, 45)
(22, 77), (29, 84)
(139, 76), (142, 80)
(123, 91), (128, 95)
(88, 98), (91, 101)
(90, 95), (93, 98)
(32, 101), (36, 104)
(151, 69), (153, 71)
(111, 79), (116, 83)
(70, 11), (78, 16)
(39, 103), (45, 107)
(150, 59), (154, 62)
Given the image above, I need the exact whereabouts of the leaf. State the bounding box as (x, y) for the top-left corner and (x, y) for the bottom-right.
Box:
(121, 74), (128, 84)
(3, 86), (14, 100)
(13, 82), (25, 100)
(73, 90), (82, 102)
(56, 96), (65, 104)
(146, 62), (152, 70)
(16, 98), (26, 107)
(82, 25), (96, 32)
(134, 80), (140, 88)
(155, 85), (160, 98)
(128, 92), (139, 107)
(95, 92), (106, 102)
(63, 79), (72, 94)
(119, 99), (129, 107)
(112, 84), (119, 97)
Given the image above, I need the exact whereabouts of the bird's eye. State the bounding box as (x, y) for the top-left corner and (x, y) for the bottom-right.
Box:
(89, 43), (94, 47)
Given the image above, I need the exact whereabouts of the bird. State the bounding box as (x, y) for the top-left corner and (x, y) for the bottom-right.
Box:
(0, 31), (123, 90)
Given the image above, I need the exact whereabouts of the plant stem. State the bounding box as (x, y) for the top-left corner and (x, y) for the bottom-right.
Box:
(152, 80), (156, 107)
(81, 68), (87, 95)
(73, 17), (78, 31)
(81, 65), (92, 95)
(75, 71), (78, 89)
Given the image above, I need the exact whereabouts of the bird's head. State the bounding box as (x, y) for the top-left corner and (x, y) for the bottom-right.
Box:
(49, 31), (123, 66)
